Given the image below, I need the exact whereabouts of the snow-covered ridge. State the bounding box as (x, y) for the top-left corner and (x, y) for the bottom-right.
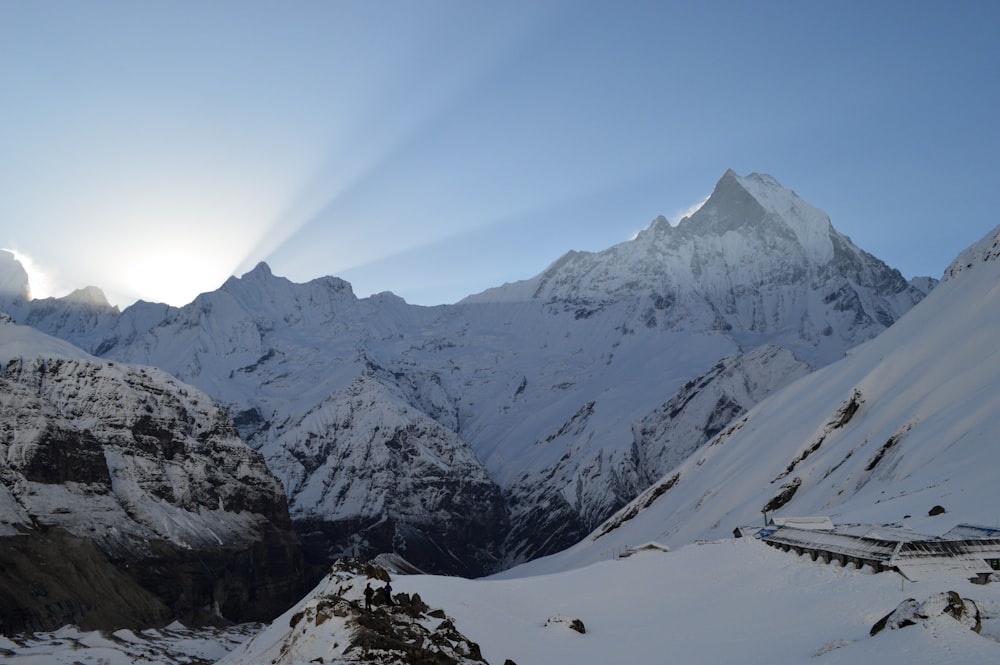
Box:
(944, 223), (1000, 280)
(0, 314), (94, 364)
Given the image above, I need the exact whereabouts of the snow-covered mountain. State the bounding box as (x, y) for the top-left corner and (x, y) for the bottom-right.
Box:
(0, 317), (307, 631)
(466, 169), (929, 365)
(509, 223), (1000, 576)
(0, 250), (120, 342)
(629, 344), (814, 487)
(1, 170), (934, 575)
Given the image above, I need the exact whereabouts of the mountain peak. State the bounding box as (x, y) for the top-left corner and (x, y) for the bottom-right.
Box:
(64, 285), (111, 308)
(245, 262), (274, 279)
(682, 170), (834, 265)
(221, 261), (281, 291)
(0, 249), (31, 301)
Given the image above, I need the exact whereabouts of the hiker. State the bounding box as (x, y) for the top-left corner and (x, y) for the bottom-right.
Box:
(383, 582), (393, 605)
(364, 582), (374, 610)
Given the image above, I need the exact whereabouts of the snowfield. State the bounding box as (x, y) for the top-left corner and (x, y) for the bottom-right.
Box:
(5, 537), (1000, 664)
(397, 539), (1000, 665)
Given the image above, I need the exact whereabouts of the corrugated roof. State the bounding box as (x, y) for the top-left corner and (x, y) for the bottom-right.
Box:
(760, 521), (1000, 581)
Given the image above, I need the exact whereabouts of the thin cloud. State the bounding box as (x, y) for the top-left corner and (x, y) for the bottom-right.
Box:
(672, 194), (710, 224)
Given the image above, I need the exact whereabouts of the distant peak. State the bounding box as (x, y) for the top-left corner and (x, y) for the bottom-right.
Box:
(64, 286), (111, 308)
(670, 169), (838, 265)
(0, 249), (31, 301)
(742, 171), (783, 188)
(244, 262), (274, 279)
(713, 169), (782, 200)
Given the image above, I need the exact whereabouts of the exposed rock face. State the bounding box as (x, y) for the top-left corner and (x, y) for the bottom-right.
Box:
(0, 332), (309, 630)
(870, 591), (982, 635)
(0, 528), (169, 633)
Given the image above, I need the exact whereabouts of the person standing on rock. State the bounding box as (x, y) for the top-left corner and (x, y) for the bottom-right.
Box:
(364, 583), (374, 611)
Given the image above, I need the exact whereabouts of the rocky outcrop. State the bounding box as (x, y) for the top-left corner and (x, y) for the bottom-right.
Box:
(221, 558), (489, 665)
(870, 591), (982, 635)
(545, 615), (586, 634)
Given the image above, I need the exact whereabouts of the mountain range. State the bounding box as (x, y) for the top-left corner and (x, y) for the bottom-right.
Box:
(0, 170), (936, 584)
(220, 215), (1000, 662)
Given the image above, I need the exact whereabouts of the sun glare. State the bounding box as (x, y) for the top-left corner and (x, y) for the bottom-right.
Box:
(121, 249), (233, 307)
(2, 248), (56, 300)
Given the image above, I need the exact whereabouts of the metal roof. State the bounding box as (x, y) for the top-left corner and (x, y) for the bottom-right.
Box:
(760, 521), (1000, 581)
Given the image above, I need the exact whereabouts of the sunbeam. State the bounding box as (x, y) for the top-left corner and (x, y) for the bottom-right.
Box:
(2, 1), (996, 308)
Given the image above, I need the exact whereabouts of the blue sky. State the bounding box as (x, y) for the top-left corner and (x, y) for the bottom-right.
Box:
(2, 0), (998, 308)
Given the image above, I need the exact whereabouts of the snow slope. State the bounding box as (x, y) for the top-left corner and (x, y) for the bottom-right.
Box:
(208, 537), (1000, 665)
(512, 223), (1000, 576)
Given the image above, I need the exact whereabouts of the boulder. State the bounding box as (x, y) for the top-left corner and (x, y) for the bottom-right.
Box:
(545, 614), (587, 634)
(870, 591), (981, 636)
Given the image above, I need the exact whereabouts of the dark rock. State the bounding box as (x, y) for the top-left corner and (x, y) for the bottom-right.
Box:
(928, 505), (946, 516)
(0, 528), (169, 633)
(545, 614), (587, 634)
(348, 596), (487, 664)
(17, 426), (112, 485)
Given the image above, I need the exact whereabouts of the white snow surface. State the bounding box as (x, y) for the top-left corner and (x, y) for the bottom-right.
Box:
(6, 538), (1000, 664)
(211, 538), (1000, 665)
(0, 314), (94, 364)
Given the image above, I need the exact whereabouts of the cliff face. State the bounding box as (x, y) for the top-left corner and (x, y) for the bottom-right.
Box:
(0, 324), (310, 631)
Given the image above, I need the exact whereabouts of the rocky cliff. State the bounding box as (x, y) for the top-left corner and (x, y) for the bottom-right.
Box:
(0, 318), (309, 631)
